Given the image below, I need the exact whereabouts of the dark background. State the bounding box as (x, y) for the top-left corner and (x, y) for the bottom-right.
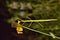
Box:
(0, 0), (24, 40)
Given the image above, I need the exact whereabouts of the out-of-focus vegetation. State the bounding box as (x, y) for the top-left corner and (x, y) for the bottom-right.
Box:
(6, 0), (60, 40)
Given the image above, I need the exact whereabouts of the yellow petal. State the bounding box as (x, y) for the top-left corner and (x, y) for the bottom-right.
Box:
(16, 27), (23, 31)
(17, 31), (23, 34)
(16, 27), (23, 34)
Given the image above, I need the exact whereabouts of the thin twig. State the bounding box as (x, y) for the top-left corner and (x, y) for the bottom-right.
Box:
(21, 19), (57, 22)
(22, 26), (60, 39)
(38, 23), (44, 28)
(27, 17), (32, 27)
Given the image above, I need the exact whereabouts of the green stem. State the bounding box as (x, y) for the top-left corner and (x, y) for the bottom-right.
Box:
(22, 26), (60, 39)
(21, 19), (57, 22)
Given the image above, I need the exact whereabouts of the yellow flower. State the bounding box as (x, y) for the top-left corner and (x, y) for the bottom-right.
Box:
(16, 26), (23, 34)
(16, 20), (23, 34)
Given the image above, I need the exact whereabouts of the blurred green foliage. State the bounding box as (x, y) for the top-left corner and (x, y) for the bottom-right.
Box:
(6, 0), (60, 40)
